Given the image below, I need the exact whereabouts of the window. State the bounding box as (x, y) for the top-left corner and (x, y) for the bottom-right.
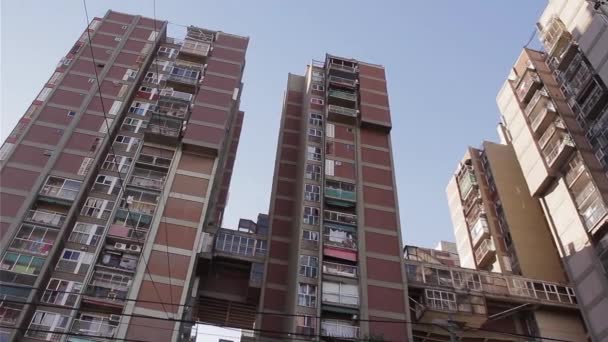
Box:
(311, 83), (324, 91)
(305, 164), (321, 181)
(137, 152), (172, 168)
(113, 210), (152, 231)
(312, 71), (324, 82)
(92, 175), (120, 195)
(308, 128), (322, 143)
(0, 252), (45, 276)
(67, 111), (76, 117)
(121, 117), (148, 133)
(425, 289), (457, 311)
(25, 311), (70, 341)
(69, 222), (104, 246)
(322, 282), (359, 306)
(128, 101), (149, 115)
(102, 154), (133, 173)
(302, 230), (319, 242)
(0, 143), (15, 161)
(81, 197), (115, 220)
(309, 113), (323, 126)
(36, 87), (52, 102)
(9, 224), (57, 256)
(299, 255), (318, 278)
(56, 249), (93, 274)
(40, 176), (82, 201)
(114, 135), (140, 152)
(41, 278), (82, 307)
(139, 86), (154, 93)
(298, 283), (317, 307)
(311, 97), (324, 105)
(122, 69), (137, 82)
(296, 315), (316, 336)
(304, 184), (320, 202)
(303, 206), (320, 225)
(307, 146), (321, 161)
(120, 189), (159, 215)
(49, 72), (62, 85)
(170, 66), (199, 79)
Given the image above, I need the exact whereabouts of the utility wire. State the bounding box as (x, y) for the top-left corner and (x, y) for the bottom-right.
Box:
(81, 0), (172, 320)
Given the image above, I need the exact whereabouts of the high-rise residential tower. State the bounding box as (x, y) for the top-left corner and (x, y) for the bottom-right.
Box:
(0, 10), (248, 342)
(258, 55), (411, 341)
(495, 1), (608, 340)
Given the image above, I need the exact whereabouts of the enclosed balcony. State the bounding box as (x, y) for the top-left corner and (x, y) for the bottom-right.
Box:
(98, 248), (139, 273)
(213, 228), (268, 261)
(578, 80), (608, 121)
(321, 320), (359, 339)
(85, 270), (132, 306)
(328, 57), (357, 75)
(166, 63), (201, 92)
(328, 75), (357, 89)
(322, 281), (359, 308)
(70, 313), (119, 339)
(325, 180), (356, 207)
(469, 217), (490, 248)
(39, 176), (82, 204)
(582, 197), (608, 233)
(327, 89), (357, 109)
(107, 224), (149, 243)
(524, 88), (549, 116)
(24, 209), (66, 228)
(128, 167), (167, 191)
(327, 104), (358, 123)
(145, 114), (183, 145)
(322, 261), (357, 278)
(457, 167), (477, 200)
(540, 16), (572, 57)
(324, 224), (357, 262)
(474, 237), (496, 267)
(159, 88), (193, 104)
(543, 133), (575, 169)
(515, 70), (542, 103)
(178, 38), (211, 61)
(151, 103), (189, 120)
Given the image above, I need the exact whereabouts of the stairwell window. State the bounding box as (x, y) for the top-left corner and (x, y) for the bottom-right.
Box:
(36, 88), (52, 102)
(302, 230), (319, 242)
(307, 146), (321, 161)
(303, 206), (320, 225)
(304, 184), (320, 202)
(311, 97), (324, 105)
(309, 112), (323, 126)
(69, 222), (104, 246)
(298, 283), (317, 307)
(299, 255), (319, 278)
(308, 128), (322, 143)
(311, 83), (324, 91)
(305, 164), (321, 181)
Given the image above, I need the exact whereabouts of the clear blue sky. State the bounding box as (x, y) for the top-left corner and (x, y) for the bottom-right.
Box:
(0, 1), (546, 249)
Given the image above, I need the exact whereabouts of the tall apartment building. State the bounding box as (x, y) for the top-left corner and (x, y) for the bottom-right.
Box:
(258, 55), (411, 341)
(0, 10), (249, 342)
(494, 1), (608, 340)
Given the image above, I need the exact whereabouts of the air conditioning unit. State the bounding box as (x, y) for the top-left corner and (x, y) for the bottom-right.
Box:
(109, 314), (121, 322)
(114, 242), (127, 250)
(129, 245), (142, 252)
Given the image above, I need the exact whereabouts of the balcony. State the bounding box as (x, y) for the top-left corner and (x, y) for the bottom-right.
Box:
(515, 70), (542, 103)
(470, 217), (490, 248)
(524, 89), (549, 116)
(71, 317), (118, 339)
(214, 229), (267, 260)
(325, 180), (356, 206)
(578, 81), (607, 121)
(328, 75), (357, 88)
(321, 320), (359, 339)
(474, 237), (495, 267)
(107, 224), (149, 242)
(151, 104), (189, 119)
(565, 154), (586, 186)
(322, 282), (359, 307)
(39, 177), (82, 203)
(582, 197), (608, 233)
(457, 168), (477, 200)
(322, 261), (357, 278)
(129, 168), (166, 191)
(159, 88), (193, 103)
(540, 17), (572, 57)
(324, 210), (357, 226)
(178, 38), (211, 60)
(538, 118), (566, 148)
(98, 250), (139, 273)
(327, 104), (357, 123)
(328, 89), (356, 102)
(86, 270), (132, 306)
(404, 259), (578, 308)
(327, 89), (357, 109)
(24, 210), (66, 227)
(328, 60), (357, 74)
(543, 134), (575, 168)
(145, 115), (183, 145)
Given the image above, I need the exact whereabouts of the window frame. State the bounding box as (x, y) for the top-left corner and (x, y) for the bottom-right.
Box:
(298, 283), (317, 307)
(299, 255), (319, 278)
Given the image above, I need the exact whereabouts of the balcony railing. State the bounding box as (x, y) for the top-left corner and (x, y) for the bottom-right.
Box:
(458, 169), (477, 200)
(321, 320), (359, 339)
(544, 134), (575, 166)
(325, 187), (356, 202)
(324, 233), (357, 250)
(39, 184), (79, 201)
(159, 89), (193, 103)
(179, 39), (211, 58)
(583, 198), (608, 231)
(525, 89), (548, 116)
(167, 73), (199, 86)
(516, 71), (541, 102)
(329, 62), (356, 73)
(565, 156), (586, 186)
(328, 89), (357, 102)
(129, 175), (165, 191)
(328, 75), (356, 88)
(24, 210), (66, 227)
(322, 261), (357, 278)
(322, 291), (359, 306)
(404, 259), (578, 306)
(327, 105), (357, 117)
(540, 16), (572, 57)
(71, 319), (118, 338)
(579, 83), (605, 118)
(538, 119), (565, 148)
(474, 238), (495, 265)
(574, 182), (597, 208)
(324, 210), (357, 225)
(147, 116), (182, 139)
